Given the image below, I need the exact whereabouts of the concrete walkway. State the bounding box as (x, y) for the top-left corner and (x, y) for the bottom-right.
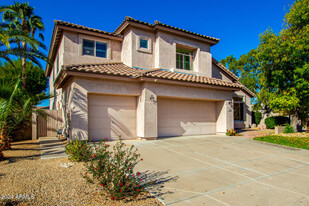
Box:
(123, 135), (309, 206)
(39, 137), (68, 159)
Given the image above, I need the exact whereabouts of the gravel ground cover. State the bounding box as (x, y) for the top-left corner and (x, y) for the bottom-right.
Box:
(0, 140), (162, 205)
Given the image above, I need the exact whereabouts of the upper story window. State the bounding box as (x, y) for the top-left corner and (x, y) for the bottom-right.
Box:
(140, 38), (148, 49)
(176, 48), (193, 70)
(137, 36), (151, 53)
(83, 39), (107, 58)
(233, 97), (244, 121)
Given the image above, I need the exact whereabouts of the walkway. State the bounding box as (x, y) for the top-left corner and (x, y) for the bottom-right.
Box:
(39, 137), (68, 159)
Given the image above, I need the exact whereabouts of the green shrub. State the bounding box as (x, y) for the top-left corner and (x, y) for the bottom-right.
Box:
(226, 129), (237, 136)
(254, 111), (262, 125)
(265, 117), (276, 129)
(84, 139), (151, 200)
(265, 116), (290, 129)
(283, 124), (294, 133)
(65, 139), (93, 162)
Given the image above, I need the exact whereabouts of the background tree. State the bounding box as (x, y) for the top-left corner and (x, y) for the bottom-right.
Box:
(220, 0), (309, 127)
(0, 60), (47, 95)
(0, 2), (46, 87)
(258, 0), (309, 124)
(0, 2), (50, 157)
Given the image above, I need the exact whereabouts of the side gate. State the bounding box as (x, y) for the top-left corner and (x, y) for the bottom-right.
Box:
(32, 110), (63, 139)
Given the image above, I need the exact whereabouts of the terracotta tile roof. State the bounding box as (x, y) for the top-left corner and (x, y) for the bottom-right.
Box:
(54, 20), (121, 37)
(239, 85), (256, 97)
(58, 62), (243, 89)
(154, 20), (220, 42)
(62, 62), (143, 77)
(114, 17), (219, 43)
(143, 69), (241, 88)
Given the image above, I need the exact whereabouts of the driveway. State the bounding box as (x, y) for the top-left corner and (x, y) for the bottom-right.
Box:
(125, 135), (309, 206)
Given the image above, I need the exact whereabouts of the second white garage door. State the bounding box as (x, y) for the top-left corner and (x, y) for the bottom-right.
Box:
(88, 94), (137, 141)
(158, 98), (217, 137)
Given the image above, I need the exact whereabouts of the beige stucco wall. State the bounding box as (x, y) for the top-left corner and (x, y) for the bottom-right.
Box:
(49, 31), (122, 110)
(61, 77), (235, 140)
(49, 39), (64, 110)
(62, 31), (122, 66)
(121, 27), (212, 76)
(154, 31), (212, 76)
(212, 63), (234, 82)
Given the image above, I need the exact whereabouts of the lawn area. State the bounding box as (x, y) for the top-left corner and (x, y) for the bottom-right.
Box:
(254, 134), (309, 150)
(0, 140), (161, 205)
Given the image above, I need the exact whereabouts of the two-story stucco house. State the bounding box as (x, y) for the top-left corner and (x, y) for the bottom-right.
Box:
(46, 17), (255, 141)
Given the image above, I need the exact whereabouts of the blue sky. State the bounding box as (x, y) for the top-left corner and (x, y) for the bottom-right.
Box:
(6, 0), (294, 62)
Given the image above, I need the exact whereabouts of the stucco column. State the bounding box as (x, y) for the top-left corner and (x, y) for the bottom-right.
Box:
(137, 88), (158, 139)
(216, 100), (234, 134)
(69, 83), (88, 140)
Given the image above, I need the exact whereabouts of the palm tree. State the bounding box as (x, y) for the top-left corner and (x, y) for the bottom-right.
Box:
(0, 28), (46, 68)
(28, 15), (44, 41)
(0, 2), (47, 87)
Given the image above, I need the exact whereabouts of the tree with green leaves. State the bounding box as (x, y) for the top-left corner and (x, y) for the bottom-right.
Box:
(258, 0), (309, 125)
(221, 0), (309, 128)
(0, 2), (47, 87)
(0, 2), (50, 158)
(0, 28), (44, 65)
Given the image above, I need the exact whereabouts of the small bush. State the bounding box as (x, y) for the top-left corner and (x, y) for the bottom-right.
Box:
(265, 117), (276, 129)
(226, 129), (237, 136)
(254, 111), (262, 125)
(283, 124), (294, 133)
(65, 139), (93, 162)
(84, 139), (150, 200)
(265, 116), (290, 129)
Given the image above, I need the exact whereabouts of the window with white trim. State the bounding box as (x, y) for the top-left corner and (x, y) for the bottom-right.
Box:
(176, 48), (193, 70)
(233, 97), (244, 121)
(82, 39), (107, 58)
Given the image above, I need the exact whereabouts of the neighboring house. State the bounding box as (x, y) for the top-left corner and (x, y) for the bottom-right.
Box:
(46, 17), (255, 141)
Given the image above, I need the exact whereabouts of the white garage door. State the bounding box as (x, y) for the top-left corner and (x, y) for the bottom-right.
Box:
(88, 94), (137, 141)
(158, 98), (216, 137)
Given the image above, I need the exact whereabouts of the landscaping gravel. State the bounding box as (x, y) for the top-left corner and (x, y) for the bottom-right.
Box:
(0, 140), (162, 205)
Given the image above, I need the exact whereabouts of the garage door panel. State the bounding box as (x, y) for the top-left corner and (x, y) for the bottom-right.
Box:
(158, 98), (216, 137)
(88, 94), (136, 141)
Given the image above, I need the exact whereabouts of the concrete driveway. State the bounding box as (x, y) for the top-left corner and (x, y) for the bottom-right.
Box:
(124, 135), (309, 206)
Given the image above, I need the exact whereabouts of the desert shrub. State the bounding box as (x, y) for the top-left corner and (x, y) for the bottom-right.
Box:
(254, 111), (262, 125)
(84, 139), (150, 200)
(265, 116), (290, 129)
(65, 139), (93, 162)
(283, 124), (294, 133)
(226, 129), (237, 136)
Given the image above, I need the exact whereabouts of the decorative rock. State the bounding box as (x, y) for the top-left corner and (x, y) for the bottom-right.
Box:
(59, 163), (75, 168)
